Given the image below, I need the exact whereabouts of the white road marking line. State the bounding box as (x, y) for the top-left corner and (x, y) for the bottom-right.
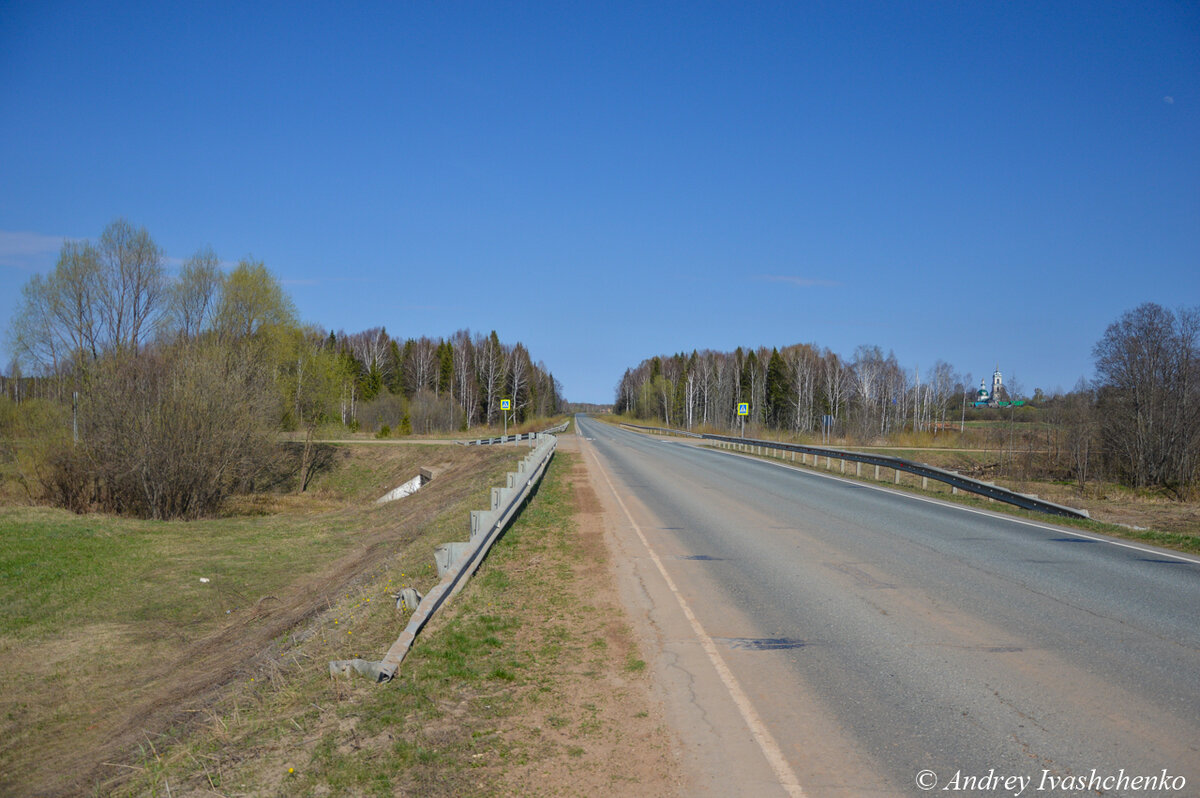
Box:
(704, 444), (1200, 566)
(583, 437), (808, 798)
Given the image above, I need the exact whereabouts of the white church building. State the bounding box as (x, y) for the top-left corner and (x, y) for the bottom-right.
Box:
(975, 365), (1005, 407)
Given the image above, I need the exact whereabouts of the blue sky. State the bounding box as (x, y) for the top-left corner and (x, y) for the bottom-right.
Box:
(2, 1), (1197, 402)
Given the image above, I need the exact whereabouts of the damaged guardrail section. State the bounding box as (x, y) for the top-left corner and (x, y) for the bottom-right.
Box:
(331, 433), (558, 683)
(621, 422), (1089, 520)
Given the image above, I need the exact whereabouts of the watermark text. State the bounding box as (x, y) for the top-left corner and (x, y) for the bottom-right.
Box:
(915, 768), (1187, 795)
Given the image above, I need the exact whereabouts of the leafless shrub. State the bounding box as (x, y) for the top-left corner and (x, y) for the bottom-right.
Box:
(43, 445), (92, 513)
(357, 392), (407, 434)
(52, 342), (277, 519)
(408, 388), (462, 434)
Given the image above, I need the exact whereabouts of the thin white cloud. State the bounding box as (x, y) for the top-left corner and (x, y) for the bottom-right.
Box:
(755, 274), (843, 288)
(1164, 96), (1174, 104)
(0, 230), (66, 270)
(0, 231), (232, 275)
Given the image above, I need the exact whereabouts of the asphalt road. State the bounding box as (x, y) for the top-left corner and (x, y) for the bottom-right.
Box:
(575, 416), (1200, 797)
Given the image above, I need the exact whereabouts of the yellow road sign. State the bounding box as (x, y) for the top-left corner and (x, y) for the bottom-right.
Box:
(737, 402), (749, 416)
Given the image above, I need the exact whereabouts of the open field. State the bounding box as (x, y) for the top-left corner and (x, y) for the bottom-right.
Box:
(0, 442), (518, 796)
(1, 431), (670, 796)
(109, 446), (673, 797)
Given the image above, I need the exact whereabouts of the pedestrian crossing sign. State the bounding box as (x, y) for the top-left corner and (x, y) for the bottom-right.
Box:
(501, 399), (511, 410)
(737, 402), (749, 416)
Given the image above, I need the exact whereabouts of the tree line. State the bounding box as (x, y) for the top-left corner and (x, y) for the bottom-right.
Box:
(615, 344), (964, 441)
(614, 302), (1200, 498)
(2, 219), (562, 519)
(324, 327), (561, 435)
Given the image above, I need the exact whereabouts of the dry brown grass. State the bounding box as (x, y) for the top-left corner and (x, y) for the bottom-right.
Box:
(97, 448), (677, 797)
(0, 442), (517, 797)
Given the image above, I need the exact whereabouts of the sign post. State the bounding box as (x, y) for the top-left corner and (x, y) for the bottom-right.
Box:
(501, 399), (511, 437)
(737, 402), (749, 438)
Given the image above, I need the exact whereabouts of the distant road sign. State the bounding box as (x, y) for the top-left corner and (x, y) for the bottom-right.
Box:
(501, 399), (512, 410)
(737, 402), (749, 416)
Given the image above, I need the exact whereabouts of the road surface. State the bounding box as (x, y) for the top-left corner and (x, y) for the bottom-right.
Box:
(575, 416), (1200, 797)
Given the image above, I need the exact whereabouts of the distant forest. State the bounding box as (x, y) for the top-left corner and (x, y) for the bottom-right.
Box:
(615, 344), (965, 440)
(615, 303), (1200, 498)
(1, 219), (561, 519)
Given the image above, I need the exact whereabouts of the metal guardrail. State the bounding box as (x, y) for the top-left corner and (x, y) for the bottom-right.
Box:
(458, 419), (570, 445)
(620, 423), (1089, 520)
(331, 433), (558, 682)
(460, 432), (540, 446)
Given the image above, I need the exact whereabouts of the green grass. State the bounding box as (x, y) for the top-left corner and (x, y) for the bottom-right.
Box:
(0, 507), (353, 639)
(0, 443), (520, 798)
(292, 453), (588, 795)
(109, 448), (668, 796)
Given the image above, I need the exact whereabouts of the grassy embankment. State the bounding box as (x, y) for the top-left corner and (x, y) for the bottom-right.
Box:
(1, 433), (666, 796)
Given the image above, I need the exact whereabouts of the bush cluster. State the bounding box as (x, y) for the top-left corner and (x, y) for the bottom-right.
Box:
(44, 344), (276, 519)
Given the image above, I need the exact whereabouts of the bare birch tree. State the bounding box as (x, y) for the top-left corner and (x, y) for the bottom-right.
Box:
(97, 219), (165, 351)
(1094, 302), (1200, 495)
(164, 246), (222, 340)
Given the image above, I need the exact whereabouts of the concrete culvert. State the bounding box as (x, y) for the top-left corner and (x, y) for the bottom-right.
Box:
(375, 467), (434, 504)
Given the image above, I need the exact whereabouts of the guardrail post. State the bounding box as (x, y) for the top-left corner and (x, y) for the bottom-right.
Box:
(434, 541), (473, 578)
